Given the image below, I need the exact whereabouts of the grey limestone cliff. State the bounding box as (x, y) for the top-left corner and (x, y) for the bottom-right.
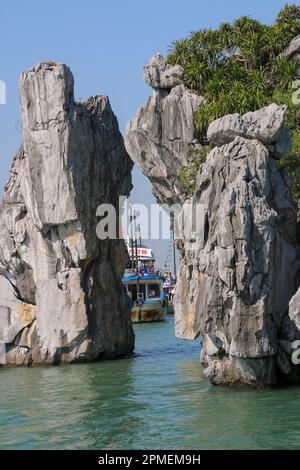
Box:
(125, 54), (205, 205)
(0, 61), (134, 365)
(125, 54), (300, 387)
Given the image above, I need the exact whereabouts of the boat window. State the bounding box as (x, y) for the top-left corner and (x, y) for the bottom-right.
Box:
(127, 283), (146, 301)
(148, 283), (161, 298)
(127, 284), (137, 301)
(139, 283), (146, 300)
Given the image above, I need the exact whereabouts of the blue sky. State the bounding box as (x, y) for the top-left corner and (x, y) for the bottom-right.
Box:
(0, 0), (294, 267)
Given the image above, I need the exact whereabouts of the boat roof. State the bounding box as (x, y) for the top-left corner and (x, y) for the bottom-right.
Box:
(122, 275), (163, 282)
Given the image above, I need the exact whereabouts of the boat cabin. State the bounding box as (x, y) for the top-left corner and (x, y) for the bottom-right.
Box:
(122, 275), (164, 303)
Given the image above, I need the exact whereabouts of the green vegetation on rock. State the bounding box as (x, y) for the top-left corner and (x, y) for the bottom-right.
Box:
(167, 4), (300, 201)
(179, 146), (211, 195)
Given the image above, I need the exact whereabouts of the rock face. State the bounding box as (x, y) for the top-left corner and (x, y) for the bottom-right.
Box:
(283, 34), (300, 64)
(125, 55), (205, 205)
(125, 54), (300, 387)
(0, 61), (134, 365)
(207, 104), (292, 158)
(176, 125), (300, 386)
(144, 53), (184, 90)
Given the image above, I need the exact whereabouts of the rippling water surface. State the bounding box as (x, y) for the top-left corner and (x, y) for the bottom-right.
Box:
(1, 317), (300, 449)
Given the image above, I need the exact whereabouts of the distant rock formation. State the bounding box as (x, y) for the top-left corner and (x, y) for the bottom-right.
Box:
(0, 61), (134, 365)
(125, 54), (300, 387)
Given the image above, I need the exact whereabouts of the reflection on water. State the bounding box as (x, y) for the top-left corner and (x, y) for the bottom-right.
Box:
(1, 317), (300, 449)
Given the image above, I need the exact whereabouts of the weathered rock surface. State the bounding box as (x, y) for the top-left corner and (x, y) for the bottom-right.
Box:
(288, 287), (300, 333)
(0, 61), (134, 365)
(175, 130), (300, 386)
(144, 53), (184, 90)
(126, 52), (300, 387)
(283, 34), (300, 64)
(125, 55), (205, 205)
(207, 104), (292, 158)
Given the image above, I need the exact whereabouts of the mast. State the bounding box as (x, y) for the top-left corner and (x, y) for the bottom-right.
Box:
(171, 213), (177, 283)
(138, 224), (142, 247)
(133, 209), (140, 294)
(129, 203), (135, 269)
(172, 227), (177, 283)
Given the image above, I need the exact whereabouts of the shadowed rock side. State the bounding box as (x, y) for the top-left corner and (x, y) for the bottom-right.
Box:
(0, 61), (134, 365)
(125, 54), (300, 387)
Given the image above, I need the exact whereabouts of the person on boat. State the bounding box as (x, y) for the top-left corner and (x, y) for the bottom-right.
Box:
(170, 286), (175, 300)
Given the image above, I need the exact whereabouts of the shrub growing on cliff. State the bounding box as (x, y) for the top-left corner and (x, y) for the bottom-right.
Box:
(180, 146), (210, 195)
(167, 4), (300, 200)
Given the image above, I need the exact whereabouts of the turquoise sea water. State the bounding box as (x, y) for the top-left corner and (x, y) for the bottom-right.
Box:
(0, 316), (300, 450)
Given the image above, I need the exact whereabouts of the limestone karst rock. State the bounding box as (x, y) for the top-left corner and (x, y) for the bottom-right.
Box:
(125, 54), (300, 387)
(283, 34), (300, 64)
(207, 104), (292, 158)
(125, 55), (205, 205)
(0, 61), (134, 365)
(144, 53), (184, 90)
(176, 128), (300, 386)
(282, 34), (300, 76)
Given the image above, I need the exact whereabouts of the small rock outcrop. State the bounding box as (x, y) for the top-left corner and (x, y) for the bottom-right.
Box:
(125, 54), (205, 205)
(283, 34), (300, 64)
(207, 104), (292, 158)
(125, 54), (300, 387)
(144, 53), (184, 90)
(0, 61), (134, 365)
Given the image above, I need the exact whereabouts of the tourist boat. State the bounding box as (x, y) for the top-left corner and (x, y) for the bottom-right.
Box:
(122, 206), (167, 322)
(122, 271), (167, 323)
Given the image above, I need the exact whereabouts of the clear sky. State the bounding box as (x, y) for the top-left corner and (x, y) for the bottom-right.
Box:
(0, 0), (294, 267)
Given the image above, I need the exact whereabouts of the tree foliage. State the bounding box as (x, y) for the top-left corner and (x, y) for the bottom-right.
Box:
(167, 4), (300, 200)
